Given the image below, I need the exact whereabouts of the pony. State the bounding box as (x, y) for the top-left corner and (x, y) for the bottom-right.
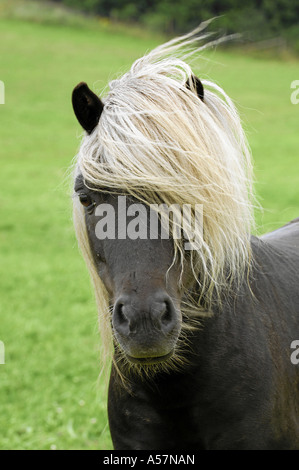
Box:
(71, 26), (299, 449)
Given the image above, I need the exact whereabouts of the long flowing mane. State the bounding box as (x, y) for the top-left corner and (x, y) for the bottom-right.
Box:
(73, 24), (255, 373)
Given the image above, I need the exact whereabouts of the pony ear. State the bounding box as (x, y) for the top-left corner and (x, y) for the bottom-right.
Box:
(72, 82), (104, 134)
(186, 75), (204, 102)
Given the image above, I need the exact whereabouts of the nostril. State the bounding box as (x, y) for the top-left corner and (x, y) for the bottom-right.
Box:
(161, 302), (172, 326)
(151, 297), (177, 334)
(113, 294), (179, 341)
(113, 299), (130, 335)
(117, 304), (126, 324)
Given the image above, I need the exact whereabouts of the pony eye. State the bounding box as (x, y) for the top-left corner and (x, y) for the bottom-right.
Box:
(79, 193), (92, 207)
(96, 252), (106, 263)
(78, 193), (96, 213)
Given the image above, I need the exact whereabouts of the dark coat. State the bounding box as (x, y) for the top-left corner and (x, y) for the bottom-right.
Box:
(108, 219), (299, 450)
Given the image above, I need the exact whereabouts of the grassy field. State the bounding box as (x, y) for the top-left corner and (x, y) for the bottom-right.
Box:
(0, 7), (298, 450)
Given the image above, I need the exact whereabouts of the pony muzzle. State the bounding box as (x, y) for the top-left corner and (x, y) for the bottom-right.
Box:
(112, 292), (181, 363)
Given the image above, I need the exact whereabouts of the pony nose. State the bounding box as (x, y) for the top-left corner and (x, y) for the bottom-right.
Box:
(113, 293), (177, 337)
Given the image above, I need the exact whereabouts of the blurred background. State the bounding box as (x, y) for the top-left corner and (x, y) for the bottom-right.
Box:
(0, 0), (298, 450)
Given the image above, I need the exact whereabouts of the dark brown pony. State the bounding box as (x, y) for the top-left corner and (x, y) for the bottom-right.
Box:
(71, 41), (299, 449)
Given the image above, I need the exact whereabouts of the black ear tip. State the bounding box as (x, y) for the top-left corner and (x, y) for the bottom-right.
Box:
(72, 82), (104, 134)
(72, 82), (89, 104)
(186, 75), (204, 102)
(73, 81), (88, 94)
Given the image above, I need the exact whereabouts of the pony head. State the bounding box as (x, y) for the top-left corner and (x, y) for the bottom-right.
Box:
(71, 25), (255, 377)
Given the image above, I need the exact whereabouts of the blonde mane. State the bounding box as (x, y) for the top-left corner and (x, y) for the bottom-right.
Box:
(73, 24), (255, 375)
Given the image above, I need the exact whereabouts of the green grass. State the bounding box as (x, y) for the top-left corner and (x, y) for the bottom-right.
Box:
(0, 7), (298, 450)
(0, 15), (160, 451)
